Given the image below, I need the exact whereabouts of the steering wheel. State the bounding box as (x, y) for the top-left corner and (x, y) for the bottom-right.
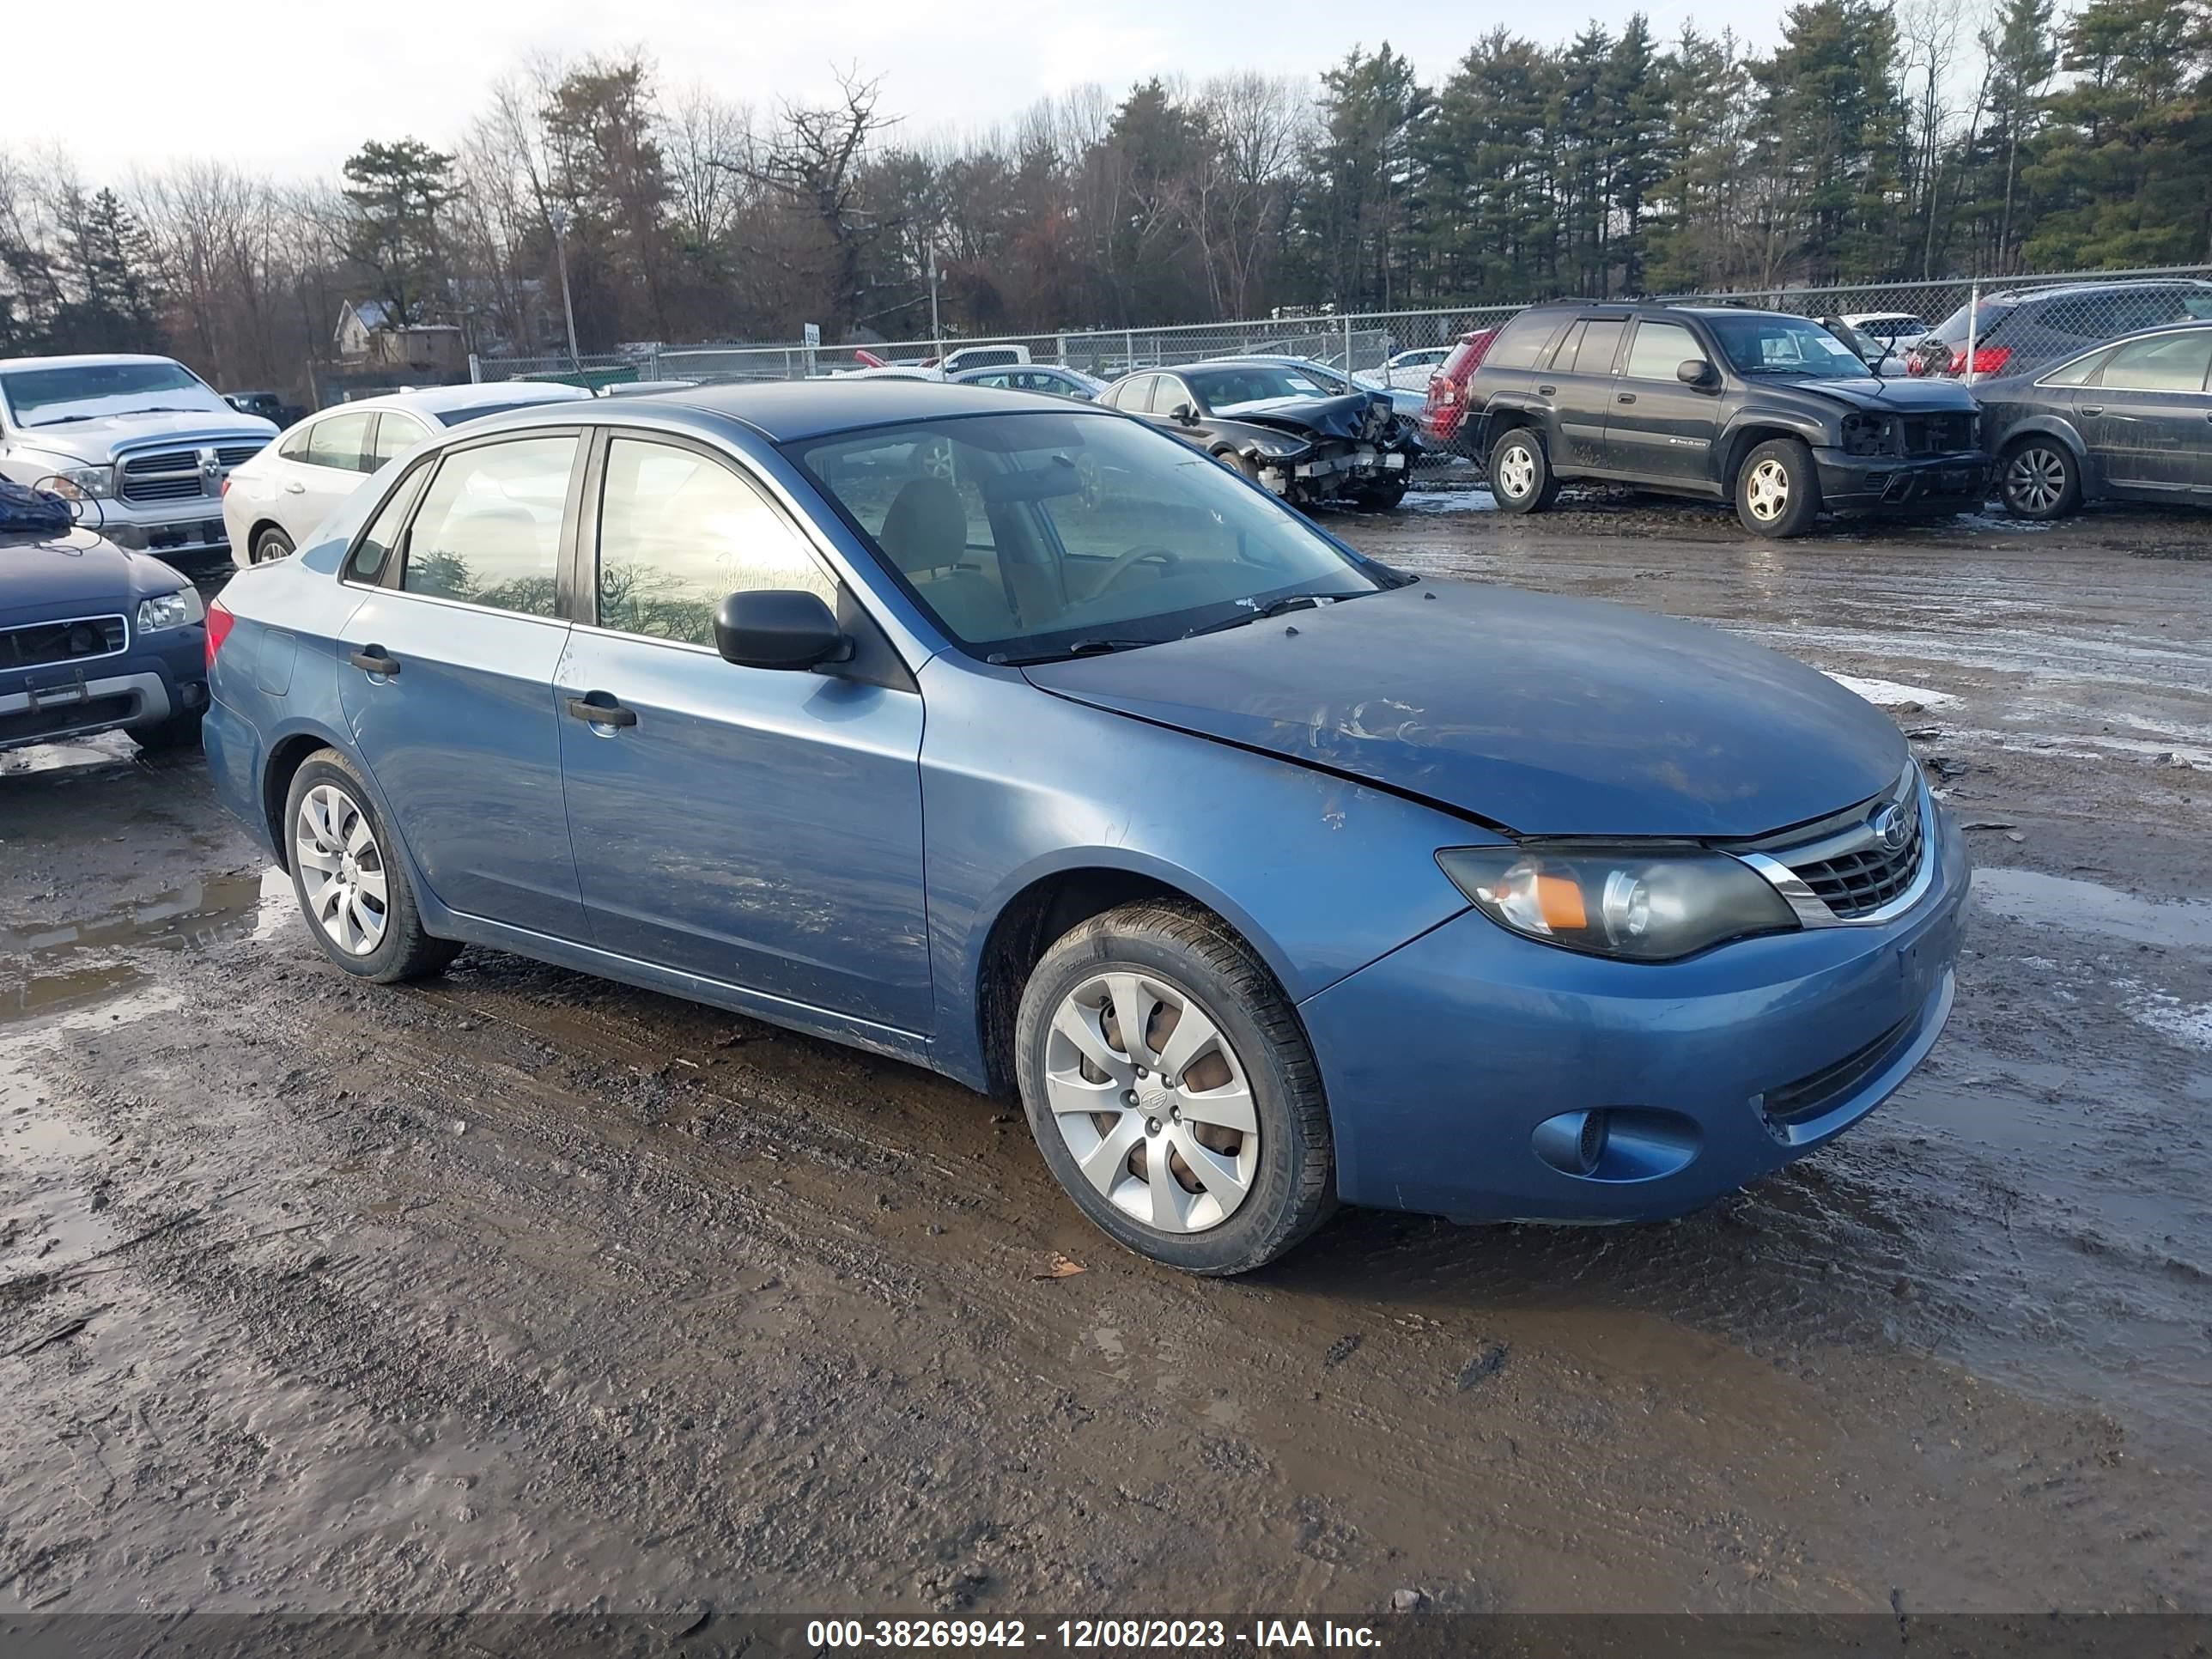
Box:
(1089, 544), (1182, 595)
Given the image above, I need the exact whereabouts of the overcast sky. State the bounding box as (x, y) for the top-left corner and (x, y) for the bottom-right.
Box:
(14, 0), (1804, 183)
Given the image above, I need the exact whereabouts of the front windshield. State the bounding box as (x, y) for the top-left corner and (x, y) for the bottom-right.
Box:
(793, 410), (1389, 664)
(1705, 315), (1874, 380)
(1188, 365), (1335, 411)
(0, 361), (223, 426)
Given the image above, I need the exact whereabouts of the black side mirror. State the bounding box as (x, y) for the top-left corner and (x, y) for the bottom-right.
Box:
(1676, 359), (1719, 390)
(1169, 402), (1198, 424)
(714, 589), (852, 672)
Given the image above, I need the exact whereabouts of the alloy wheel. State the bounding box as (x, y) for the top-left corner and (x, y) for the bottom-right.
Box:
(1744, 457), (1791, 522)
(1497, 443), (1536, 500)
(295, 782), (390, 956)
(2006, 447), (2066, 514)
(1041, 971), (1260, 1234)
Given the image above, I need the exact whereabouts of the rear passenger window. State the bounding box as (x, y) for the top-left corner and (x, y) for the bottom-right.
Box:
(1570, 320), (1626, 374)
(306, 412), (373, 472)
(401, 435), (577, 617)
(2099, 331), (2212, 392)
(596, 438), (838, 646)
(347, 470), (428, 583)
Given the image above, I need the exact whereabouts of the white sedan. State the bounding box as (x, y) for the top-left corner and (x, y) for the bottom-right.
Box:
(1380, 346), (1452, 390)
(222, 381), (592, 567)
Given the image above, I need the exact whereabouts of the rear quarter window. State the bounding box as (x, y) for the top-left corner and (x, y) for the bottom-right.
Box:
(1484, 312), (1564, 371)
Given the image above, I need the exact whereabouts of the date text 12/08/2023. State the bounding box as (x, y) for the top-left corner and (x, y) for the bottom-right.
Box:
(805, 1619), (1385, 1649)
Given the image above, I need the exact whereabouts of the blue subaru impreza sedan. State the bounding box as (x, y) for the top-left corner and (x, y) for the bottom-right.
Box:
(202, 382), (1966, 1274)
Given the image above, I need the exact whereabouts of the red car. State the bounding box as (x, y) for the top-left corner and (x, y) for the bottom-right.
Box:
(1418, 327), (1500, 457)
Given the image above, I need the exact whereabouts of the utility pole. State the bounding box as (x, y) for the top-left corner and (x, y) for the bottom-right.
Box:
(928, 241), (944, 364)
(548, 205), (582, 374)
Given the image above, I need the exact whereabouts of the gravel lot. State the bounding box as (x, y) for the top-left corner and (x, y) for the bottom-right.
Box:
(3, 492), (2209, 1623)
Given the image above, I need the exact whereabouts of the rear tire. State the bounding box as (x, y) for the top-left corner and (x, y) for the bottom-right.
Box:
(251, 526), (295, 565)
(1488, 428), (1559, 514)
(1734, 437), (1820, 538)
(1014, 902), (1335, 1276)
(283, 748), (459, 984)
(1998, 437), (2081, 520)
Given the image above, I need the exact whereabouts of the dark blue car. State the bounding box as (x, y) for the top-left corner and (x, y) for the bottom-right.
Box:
(3, 523), (210, 755)
(202, 383), (1966, 1274)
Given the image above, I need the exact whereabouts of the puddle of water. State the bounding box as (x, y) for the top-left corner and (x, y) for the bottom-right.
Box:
(1971, 866), (2212, 952)
(0, 868), (291, 1026)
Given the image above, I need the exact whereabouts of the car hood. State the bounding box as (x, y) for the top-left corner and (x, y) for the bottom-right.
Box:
(9, 408), (277, 465)
(1228, 392), (1397, 443)
(1771, 375), (1977, 414)
(1023, 582), (1906, 838)
(1, 531), (185, 621)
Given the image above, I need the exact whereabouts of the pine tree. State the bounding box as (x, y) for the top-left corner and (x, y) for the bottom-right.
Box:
(342, 137), (459, 329)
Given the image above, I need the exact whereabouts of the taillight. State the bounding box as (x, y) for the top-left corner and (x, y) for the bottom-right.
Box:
(205, 597), (234, 672)
(1947, 346), (2012, 376)
(219, 475), (231, 497)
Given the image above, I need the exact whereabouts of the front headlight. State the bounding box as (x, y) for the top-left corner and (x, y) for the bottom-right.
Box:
(1840, 413), (1898, 457)
(137, 587), (206, 632)
(1437, 844), (1800, 962)
(1246, 434), (1307, 459)
(41, 465), (116, 501)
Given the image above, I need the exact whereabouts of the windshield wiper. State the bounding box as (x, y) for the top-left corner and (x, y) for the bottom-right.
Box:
(992, 637), (1158, 665)
(123, 405), (203, 415)
(1184, 592), (1346, 639)
(27, 413), (95, 426)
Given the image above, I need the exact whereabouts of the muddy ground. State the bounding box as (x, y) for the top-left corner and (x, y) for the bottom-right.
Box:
(3, 493), (2209, 1622)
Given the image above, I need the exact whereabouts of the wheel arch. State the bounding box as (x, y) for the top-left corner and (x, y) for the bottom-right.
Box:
(1996, 416), (2088, 464)
(1717, 418), (1820, 490)
(969, 857), (1304, 1102)
(246, 516), (291, 554)
(258, 722), (392, 875)
(1475, 400), (1549, 461)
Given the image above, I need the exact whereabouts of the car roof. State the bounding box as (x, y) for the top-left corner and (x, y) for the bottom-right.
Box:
(0, 351), (194, 372)
(1990, 277), (2212, 303)
(586, 379), (1117, 442)
(326, 382), (595, 417)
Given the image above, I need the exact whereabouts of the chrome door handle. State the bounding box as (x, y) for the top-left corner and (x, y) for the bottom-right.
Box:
(2079, 405), (2104, 417)
(1616, 392), (1637, 404)
(283, 481), (306, 494)
(1538, 385), (1558, 397)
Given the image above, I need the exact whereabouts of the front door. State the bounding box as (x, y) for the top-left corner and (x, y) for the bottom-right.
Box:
(2077, 331), (2212, 495)
(273, 409), (380, 542)
(1607, 319), (1720, 489)
(337, 430), (589, 939)
(555, 434), (933, 1033)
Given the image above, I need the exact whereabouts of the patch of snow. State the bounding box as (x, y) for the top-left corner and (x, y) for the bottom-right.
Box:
(1398, 488), (1498, 515)
(2124, 990), (2212, 1054)
(1823, 672), (1961, 708)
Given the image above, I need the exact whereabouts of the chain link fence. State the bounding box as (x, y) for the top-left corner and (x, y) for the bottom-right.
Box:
(473, 264), (2212, 476)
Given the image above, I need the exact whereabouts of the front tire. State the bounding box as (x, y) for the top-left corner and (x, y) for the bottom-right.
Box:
(252, 526), (295, 565)
(1014, 902), (1335, 1275)
(1998, 438), (2081, 520)
(283, 749), (459, 983)
(1352, 477), (1409, 511)
(128, 708), (204, 753)
(1735, 437), (1820, 538)
(1488, 428), (1559, 514)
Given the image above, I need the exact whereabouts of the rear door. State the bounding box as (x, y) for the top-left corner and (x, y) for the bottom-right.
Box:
(337, 429), (590, 939)
(1542, 318), (1626, 472)
(2075, 331), (2212, 495)
(553, 431), (932, 1030)
(1607, 319), (1720, 489)
(272, 410), (378, 543)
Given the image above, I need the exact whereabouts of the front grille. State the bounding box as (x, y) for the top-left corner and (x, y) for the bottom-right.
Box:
(1762, 1012), (1919, 1129)
(216, 443), (264, 468)
(1900, 413), (1974, 455)
(0, 692), (137, 746)
(121, 475), (205, 501)
(117, 443), (256, 505)
(0, 614), (127, 671)
(1789, 801), (1923, 917)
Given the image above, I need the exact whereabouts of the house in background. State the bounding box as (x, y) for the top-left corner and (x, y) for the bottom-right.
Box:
(334, 299), (467, 378)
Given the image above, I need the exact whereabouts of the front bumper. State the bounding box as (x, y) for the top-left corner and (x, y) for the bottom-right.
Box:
(1259, 441), (1415, 498)
(1814, 448), (1988, 514)
(1298, 810), (1969, 1222)
(0, 625), (207, 751)
(78, 499), (234, 573)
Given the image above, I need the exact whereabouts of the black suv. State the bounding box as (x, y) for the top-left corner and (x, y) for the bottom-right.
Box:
(1466, 302), (1987, 537)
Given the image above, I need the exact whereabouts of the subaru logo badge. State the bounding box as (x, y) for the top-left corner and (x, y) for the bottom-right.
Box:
(1871, 803), (1911, 854)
